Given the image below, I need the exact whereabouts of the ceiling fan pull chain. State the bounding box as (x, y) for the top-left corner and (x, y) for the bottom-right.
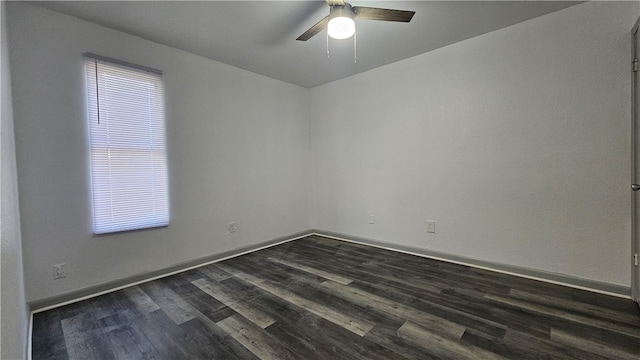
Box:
(327, 32), (330, 58)
(354, 29), (357, 64)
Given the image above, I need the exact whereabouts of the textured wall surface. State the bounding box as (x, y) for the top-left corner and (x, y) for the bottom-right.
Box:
(1, 1), (29, 358)
(311, 1), (635, 286)
(7, 2), (311, 302)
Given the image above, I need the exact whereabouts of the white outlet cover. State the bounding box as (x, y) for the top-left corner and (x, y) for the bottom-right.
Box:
(53, 263), (67, 279)
(426, 221), (436, 233)
(369, 214), (375, 224)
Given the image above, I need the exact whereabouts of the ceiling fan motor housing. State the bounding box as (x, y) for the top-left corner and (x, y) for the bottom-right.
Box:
(330, 3), (354, 19)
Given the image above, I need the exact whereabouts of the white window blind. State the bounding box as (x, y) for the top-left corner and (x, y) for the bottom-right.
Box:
(84, 55), (169, 234)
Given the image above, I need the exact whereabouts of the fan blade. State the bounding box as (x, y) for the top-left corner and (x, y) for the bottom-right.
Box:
(326, 0), (345, 6)
(296, 15), (329, 41)
(353, 7), (415, 22)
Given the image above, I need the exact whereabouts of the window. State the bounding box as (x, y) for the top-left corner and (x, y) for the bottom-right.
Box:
(84, 54), (169, 234)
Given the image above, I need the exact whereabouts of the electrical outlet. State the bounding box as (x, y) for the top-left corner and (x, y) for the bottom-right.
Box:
(426, 220), (436, 233)
(53, 263), (66, 279)
(369, 214), (375, 224)
(228, 222), (236, 233)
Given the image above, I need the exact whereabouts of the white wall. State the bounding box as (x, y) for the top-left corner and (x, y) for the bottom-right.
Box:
(1, 1), (29, 358)
(311, 1), (634, 286)
(7, 2), (311, 303)
(7, 0), (638, 307)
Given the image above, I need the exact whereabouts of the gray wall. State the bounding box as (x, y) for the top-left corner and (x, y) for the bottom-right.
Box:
(1, 1), (28, 358)
(7, 2), (311, 303)
(311, 1), (635, 287)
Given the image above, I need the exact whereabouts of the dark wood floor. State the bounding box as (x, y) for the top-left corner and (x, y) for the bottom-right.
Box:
(33, 235), (640, 359)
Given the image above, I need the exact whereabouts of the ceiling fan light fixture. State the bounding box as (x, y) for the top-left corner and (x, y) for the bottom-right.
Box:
(328, 4), (355, 40)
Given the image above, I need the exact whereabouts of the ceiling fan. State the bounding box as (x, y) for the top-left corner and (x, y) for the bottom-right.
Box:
(297, 0), (415, 41)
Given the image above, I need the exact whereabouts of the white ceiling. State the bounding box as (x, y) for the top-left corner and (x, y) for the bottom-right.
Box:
(30, 1), (581, 88)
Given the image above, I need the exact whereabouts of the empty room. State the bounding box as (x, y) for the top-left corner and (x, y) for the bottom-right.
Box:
(2, 0), (640, 359)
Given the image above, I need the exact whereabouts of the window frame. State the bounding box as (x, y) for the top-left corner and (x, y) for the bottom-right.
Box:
(83, 53), (170, 235)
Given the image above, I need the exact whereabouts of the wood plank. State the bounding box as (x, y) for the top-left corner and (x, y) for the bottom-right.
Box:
(138, 281), (196, 325)
(99, 311), (159, 359)
(122, 286), (160, 313)
(267, 256), (354, 285)
(502, 328), (616, 359)
(461, 327), (599, 360)
(215, 262), (267, 284)
(485, 293), (640, 339)
(32, 311), (69, 360)
(549, 319), (640, 355)
(253, 293), (408, 360)
(348, 280), (509, 339)
(550, 328), (640, 360)
(220, 263), (376, 336)
(136, 309), (196, 358)
(174, 284), (236, 323)
(192, 277), (276, 328)
(60, 312), (114, 360)
(257, 279), (376, 336)
(179, 317), (260, 360)
(364, 323), (442, 360)
(197, 263), (233, 282)
(397, 321), (504, 360)
(217, 314), (299, 360)
(509, 288), (640, 325)
(321, 280), (467, 338)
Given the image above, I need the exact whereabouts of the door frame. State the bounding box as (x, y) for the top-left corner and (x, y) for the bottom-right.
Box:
(631, 16), (640, 302)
